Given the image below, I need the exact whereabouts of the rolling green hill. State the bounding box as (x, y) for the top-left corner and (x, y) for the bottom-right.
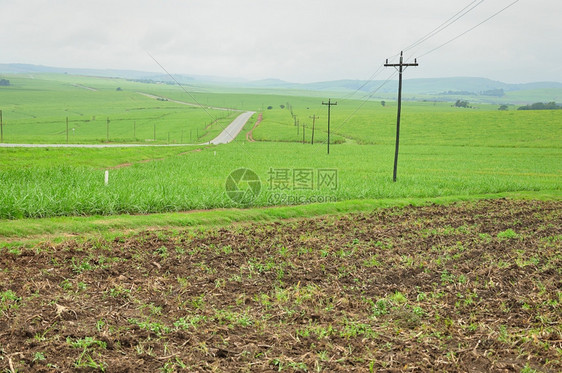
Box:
(2, 63), (561, 104)
(0, 72), (560, 220)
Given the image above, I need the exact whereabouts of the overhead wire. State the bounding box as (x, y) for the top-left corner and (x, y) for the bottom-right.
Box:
(330, 0), (520, 134)
(146, 1), (521, 148)
(403, 0), (485, 53)
(339, 64), (385, 102)
(332, 1), (488, 128)
(316, 69), (398, 146)
(339, 70), (398, 126)
(417, 0), (521, 59)
(146, 51), (217, 121)
(147, 50), (253, 150)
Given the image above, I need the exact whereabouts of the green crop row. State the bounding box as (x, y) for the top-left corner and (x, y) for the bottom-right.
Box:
(1, 141), (559, 219)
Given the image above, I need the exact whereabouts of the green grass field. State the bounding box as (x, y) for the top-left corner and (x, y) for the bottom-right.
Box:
(0, 74), (560, 223)
(2, 73), (561, 373)
(0, 74), (241, 144)
(257, 99), (562, 148)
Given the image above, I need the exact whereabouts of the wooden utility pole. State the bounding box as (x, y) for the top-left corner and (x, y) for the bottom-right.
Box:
(309, 114), (318, 145)
(384, 51), (418, 182)
(0, 110), (3, 143)
(302, 123), (306, 144)
(322, 99), (337, 154)
(106, 118), (110, 142)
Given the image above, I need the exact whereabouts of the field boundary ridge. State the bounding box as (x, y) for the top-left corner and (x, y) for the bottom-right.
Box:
(1, 189), (560, 244)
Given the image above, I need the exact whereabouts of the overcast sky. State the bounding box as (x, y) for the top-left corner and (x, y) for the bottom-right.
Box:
(1, 0), (561, 83)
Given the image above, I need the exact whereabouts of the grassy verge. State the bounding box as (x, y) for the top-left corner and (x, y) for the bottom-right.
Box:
(1, 190), (559, 246)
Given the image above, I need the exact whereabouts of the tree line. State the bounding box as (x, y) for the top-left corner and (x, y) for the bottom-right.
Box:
(517, 102), (561, 110)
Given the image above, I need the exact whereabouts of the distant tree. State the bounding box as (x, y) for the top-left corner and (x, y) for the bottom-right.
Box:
(280, 104), (285, 109)
(498, 105), (509, 111)
(454, 100), (471, 108)
(0, 79), (10, 86)
(267, 106), (273, 110)
(518, 102), (561, 111)
(380, 100), (386, 107)
(116, 87), (122, 91)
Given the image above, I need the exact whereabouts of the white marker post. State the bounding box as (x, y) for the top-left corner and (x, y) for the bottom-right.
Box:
(104, 170), (109, 186)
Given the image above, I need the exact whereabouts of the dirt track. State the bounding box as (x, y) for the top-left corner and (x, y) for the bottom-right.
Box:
(246, 113), (263, 142)
(0, 199), (561, 372)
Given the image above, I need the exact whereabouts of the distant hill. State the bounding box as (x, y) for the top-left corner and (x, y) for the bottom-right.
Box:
(2, 63), (561, 104)
(269, 77), (562, 95)
(0, 63), (155, 80)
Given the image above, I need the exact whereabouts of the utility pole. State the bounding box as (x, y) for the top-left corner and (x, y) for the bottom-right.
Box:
(384, 51), (418, 182)
(322, 99), (337, 154)
(302, 123), (306, 144)
(1, 110), (3, 143)
(296, 119), (300, 136)
(106, 117), (110, 142)
(309, 114), (318, 145)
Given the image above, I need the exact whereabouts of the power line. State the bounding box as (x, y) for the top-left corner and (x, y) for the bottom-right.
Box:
(403, 0), (485, 53)
(313, 69), (397, 149)
(340, 64), (385, 102)
(331, 70), (398, 134)
(316, 0), (518, 151)
(312, 1), (487, 121)
(146, 51), (217, 122)
(365, 2), (478, 96)
(147, 51), (252, 149)
(418, 0), (521, 59)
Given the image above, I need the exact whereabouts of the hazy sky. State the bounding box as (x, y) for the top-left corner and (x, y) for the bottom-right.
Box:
(2, 0), (561, 83)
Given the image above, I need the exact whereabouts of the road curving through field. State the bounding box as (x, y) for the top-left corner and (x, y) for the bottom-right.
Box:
(0, 111), (255, 148)
(208, 111), (255, 144)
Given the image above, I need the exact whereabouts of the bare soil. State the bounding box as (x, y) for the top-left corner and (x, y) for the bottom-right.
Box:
(246, 113), (263, 142)
(1, 199), (561, 372)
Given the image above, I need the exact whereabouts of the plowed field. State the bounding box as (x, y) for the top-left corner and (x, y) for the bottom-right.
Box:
(1, 199), (561, 372)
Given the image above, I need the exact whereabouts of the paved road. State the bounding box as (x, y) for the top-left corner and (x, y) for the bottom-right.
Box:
(0, 111), (255, 148)
(209, 111), (255, 145)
